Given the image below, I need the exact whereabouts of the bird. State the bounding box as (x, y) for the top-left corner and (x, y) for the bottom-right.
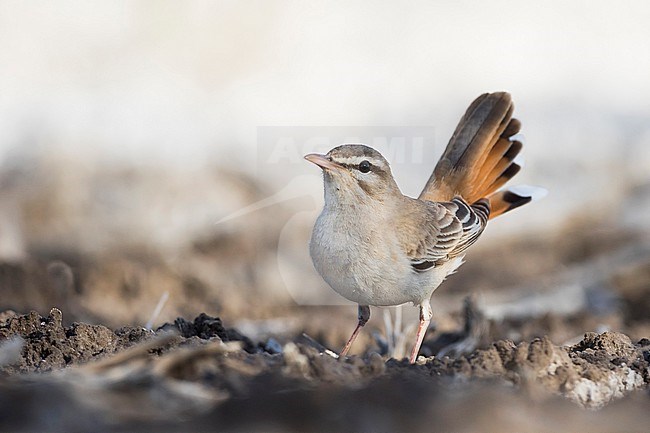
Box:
(305, 92), (546, 364)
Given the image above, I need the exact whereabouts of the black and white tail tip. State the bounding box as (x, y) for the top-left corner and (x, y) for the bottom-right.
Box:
(503, 185), (548, 210)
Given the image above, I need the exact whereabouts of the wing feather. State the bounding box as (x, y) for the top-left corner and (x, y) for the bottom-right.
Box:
(400, 197), (490, 273)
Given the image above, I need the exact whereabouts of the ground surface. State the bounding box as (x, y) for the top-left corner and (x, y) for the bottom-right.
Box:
(1, 306), (649, 432)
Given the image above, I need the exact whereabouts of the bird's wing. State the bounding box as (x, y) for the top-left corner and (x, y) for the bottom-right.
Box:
(443, 197), (490, 257)
(399, 197), (490, 272)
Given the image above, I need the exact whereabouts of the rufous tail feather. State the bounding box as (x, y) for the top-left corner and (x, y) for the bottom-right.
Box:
(419, 92), (541, 219)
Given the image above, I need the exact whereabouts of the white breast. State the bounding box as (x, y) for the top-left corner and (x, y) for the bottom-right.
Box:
(309, 207), (463, 307)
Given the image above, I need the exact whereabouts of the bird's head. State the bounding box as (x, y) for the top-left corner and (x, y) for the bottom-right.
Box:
(305, 144), (400, 206)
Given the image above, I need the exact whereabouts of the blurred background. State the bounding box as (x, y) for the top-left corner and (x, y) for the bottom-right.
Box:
(1, 1), (649, 353)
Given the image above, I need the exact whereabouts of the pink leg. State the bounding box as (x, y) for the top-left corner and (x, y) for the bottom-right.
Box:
(340, 305), (370, 357)
(409, 302), (432, 364)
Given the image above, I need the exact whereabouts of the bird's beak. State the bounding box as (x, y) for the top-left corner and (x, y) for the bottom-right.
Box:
(304, 153), (342, 171)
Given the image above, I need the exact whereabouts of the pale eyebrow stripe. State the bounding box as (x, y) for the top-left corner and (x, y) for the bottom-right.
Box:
(332, 156), (384, 167)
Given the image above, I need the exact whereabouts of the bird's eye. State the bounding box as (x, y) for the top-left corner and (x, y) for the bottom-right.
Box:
(358, 160), (371, 173)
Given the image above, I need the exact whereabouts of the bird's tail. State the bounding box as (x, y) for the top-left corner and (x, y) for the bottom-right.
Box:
(419, 92), (544, 219)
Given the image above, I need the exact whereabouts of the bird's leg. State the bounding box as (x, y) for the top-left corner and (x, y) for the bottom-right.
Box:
(409, 302), (432, 364)
(339, 305), (370, 357)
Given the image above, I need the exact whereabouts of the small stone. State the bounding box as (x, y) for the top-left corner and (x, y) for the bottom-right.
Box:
(265, 338), (283, 354)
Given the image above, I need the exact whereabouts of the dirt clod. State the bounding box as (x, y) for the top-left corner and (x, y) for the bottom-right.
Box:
(158, 312), (255, 352)
(0, 308), (135, 373)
